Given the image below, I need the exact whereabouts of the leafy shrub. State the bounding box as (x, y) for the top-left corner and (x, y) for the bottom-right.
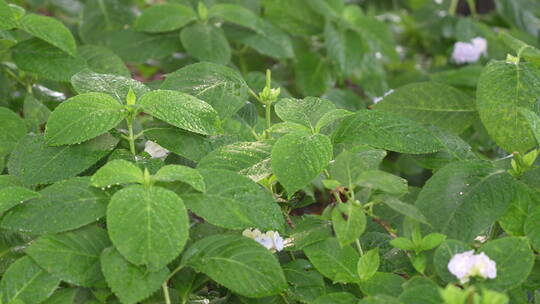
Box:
(1, 0), (540, 303)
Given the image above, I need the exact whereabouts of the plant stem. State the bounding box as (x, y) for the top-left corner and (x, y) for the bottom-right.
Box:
(466, 0), (477, 17)
(356, 239), (364, 256)
(126, 116), (137, 159)
(163, 281), (171, 304)
(449, 0), (459, 16)
(265, 103), (272, 130)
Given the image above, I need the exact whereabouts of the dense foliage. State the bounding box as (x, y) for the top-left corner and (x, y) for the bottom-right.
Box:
(1, 0), (540, 303)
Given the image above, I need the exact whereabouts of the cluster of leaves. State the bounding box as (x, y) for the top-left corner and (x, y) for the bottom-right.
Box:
(2, 0), (540, 303)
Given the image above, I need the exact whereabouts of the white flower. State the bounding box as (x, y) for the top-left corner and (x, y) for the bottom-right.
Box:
(451, 37), (488, 64)
(242, 228), (292, 252)
(448, 250), (497, 283)
(144, 140), (170, 159)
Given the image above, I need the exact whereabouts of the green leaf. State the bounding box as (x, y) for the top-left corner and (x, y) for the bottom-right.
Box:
(104, 29), (180, 63)
(0, 107), (26, 157)
(209, 4), (263, 32)
(315, 109), (353, 133)
(262, 0), (323, 36)
(416, 160), (517, 242)
(476, 60), (540, 153)
(399, 283), (442, 304)
(107, 185), (189, 270)
(79, 0), (135, 45)
(161, 62), (249, 119)
(359, 272), (405, 297)
(71, 69), (149, 102)
(180, 23), (231, 64)
(139, 90), (220, 136)
(294, 51), (333, 96)
(357, 248), (380, 282)
(283, 259), (325, 303)
(289, 217), (332, 250)
(308, 0), (344, 19)
(0, 186), (40, 214)
(41, 289), (78, 304)
(12, 38), (87, 82)
(0, 0), (16, 30)
(26, 225), (111, 287)
(19, 14), (76, 56)
(197, 141), (272, 182)
(303, 238), (359, 283)
(524, 206), (540, 251)
(500, 182), (539, 236)
(183, 169), (285, 231)
(78, 45), (130, 77)
(372, 82), (476, 134)
(274, 97), (336, 130)
(313, 292), (359, 304)
(134, 3), (196, 33)
(433, 239), (471, 283)
(101, 247), (169, 304)
(499, 31), (540, 67)
(381, 196), (428, 224)
(45, 92), (127, 146)
(1, 177), (108, 234)
(332, 201), (366, 246)
(225, 20), (294, 59)
(481, 237), (534, 290)
(91, 159), (143, 188)
(420, 233), (447, 251)
(355, 171), (408, 194)
(518, 107), (540, 145)
(389, 237), (415, 251)
(24, 95), (50, 134)
(333, 110), (444, 154)
(182, 234), (287, 298)
(271, 132), (332, 196)
(324, 21), (346, 73)
(0, 257), (60, 304)
(154, 165), (205, 192)
(330, 146), (387, 187)
(8, 133), (118, 186)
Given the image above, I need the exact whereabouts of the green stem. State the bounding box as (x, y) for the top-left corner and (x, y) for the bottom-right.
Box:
(449, 0), (459, 16)
(265, 103), (272, 130)
(126, 117), (137, 159)
(281, 294), (291, 304)
(355, 239), (364, 256)
(466, 0), (477, 17)
(162, 281), (171, 304)
(488, 222), (501, 241)
(166, 264), (184, 282)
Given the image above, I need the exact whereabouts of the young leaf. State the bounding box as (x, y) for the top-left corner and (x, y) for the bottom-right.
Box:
(357, 248), (380, 282)
(476, 60), (540, 153)
(303, 238), (360, 283)
(381, 196), (428, 225)
(499, 31), (540, 67)
(330, 146), (387, 187)
(333, 110), (444, 154)
(8, 133), (118, 186)
(139, 90), (220, 136)
(480, 237), (534, 291)
(45, 92), (128, 146)
(182, 169), (285, 231)
(19, 14), (77, 56)
(91, 159), (144, 188)
(0, 186), (40, 214)
(372, 82), (476, 134)
(271, 132), (333, 196)
(0, 257), (60, 304)
(355, 171), (408, 194)
(161, 62), (249, 119)
(182, 235), (287, 298)
(274, 97), (336, 130)
(0, 0), (16, 30)
(101, 247), (169, 304)
(153, 165), (205, 192)
(416, 160), (517, 242)
(419, 233), (447, 251)
(134, 3), (196, 33)
(71, 69), (149, 102)
(331, 201), (366, 247)
(1, 178), (108, 234)
(12, 38), (87, 82)
(389, 237), (415, 251)
(180, 23), (231, 64)
(26, 225), (111, 287)
(0, 107), (27, 157)
(197, 141), (272, 182)
(107, 185), (189, 270)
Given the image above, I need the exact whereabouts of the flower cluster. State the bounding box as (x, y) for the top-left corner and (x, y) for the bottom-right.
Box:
(448, 250), (497, 284)
(451, 37), (488, 64)
(242, 228), (292, 252)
